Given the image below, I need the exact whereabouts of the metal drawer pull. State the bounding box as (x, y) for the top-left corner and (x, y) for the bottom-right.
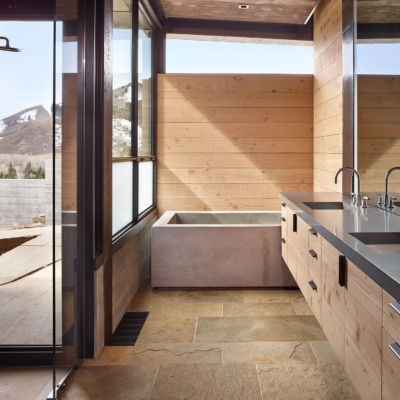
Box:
(389, 342), (400, 360)
(339, 255), (346, 287)
(281, 203), (286, 207)
(309, 228), (317, 235)
(390, 301), (400, 316)
(293, 214), (297, 233)
(281, 238), (286, 244)
(281, 217), (286, 222)
(308, 280), (317, 291)
(309, 249), (317, 258)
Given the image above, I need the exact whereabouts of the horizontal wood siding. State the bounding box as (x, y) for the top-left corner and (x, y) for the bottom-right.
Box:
(358, 75), (400, 194)
(157, 74), (313, 216)
(313, 0), (343, 192)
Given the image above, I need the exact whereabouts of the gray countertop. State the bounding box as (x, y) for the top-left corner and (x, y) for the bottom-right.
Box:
(279, 192), (400, 300)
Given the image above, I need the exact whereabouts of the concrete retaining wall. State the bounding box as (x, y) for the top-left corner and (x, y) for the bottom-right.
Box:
(0, 159), (61, 228)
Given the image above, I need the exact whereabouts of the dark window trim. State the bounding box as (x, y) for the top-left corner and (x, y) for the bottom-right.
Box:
(112, 207), (157, 254)
(0, 346), (53, 365)
(111, 2), (158, 249)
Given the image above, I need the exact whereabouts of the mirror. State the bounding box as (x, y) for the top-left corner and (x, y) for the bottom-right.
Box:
(355, 0), (400, 213)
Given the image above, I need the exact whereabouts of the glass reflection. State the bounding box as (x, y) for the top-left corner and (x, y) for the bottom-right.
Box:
(138, 13), (152, 156)
(113, 0), (132, 157)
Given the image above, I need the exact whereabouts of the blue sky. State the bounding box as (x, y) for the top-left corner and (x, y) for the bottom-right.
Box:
(0, 21), (54, 119)
(167, 39), (314, 74)
(1, 21), (400, 120)
(356, 43), (400, 75)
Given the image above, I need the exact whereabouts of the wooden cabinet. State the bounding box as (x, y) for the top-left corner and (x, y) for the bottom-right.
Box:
(308, 243), (322, 325)
(282, 204), (393, 400)
(383, 290), (400, 346)
(347, 260), (383, 325)
(344, 289), (382, 400)
(382, 328), (400, 400)
(281, 203), (288, 264)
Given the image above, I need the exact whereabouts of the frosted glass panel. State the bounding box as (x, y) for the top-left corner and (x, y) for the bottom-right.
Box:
(138, 161), (153, 214)
(113, 162), (133, 234)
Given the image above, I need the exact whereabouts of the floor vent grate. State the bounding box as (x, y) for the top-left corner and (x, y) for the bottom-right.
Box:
(106, 312), (149, 346)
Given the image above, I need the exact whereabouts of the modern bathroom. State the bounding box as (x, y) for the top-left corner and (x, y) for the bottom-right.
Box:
(0, 0), (399, 399)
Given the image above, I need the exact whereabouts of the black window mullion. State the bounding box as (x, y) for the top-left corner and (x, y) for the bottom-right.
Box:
(132, 0), (139, 222)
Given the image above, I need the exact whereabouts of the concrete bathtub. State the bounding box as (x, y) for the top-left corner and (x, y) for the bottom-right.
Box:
(151, 211), (296, 288)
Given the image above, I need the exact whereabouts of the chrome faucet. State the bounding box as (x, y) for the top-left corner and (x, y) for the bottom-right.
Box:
(384, 167), (400, 208)
(334, 167), (362, 207)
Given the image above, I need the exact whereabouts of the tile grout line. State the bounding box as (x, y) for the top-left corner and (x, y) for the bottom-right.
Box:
(193, 317), (198, 343)
(255, 364), (264, 400)
(309, 341), (320, 363)
(147, 364), (160, 400)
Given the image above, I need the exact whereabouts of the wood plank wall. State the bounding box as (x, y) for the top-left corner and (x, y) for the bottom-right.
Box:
(62, 73), (77, 211)
(313, 0), (344, 192)
(156, 74), (314, 216)
(358, 75), (400, 193)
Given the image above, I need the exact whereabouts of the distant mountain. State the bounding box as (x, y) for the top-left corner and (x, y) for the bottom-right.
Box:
(0, 82), (143, 157)
(0, 105), (61, 155)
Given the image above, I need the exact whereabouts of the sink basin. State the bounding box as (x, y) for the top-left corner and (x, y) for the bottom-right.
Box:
(349, 232), (400, 254)
(303, 202), (350, 210)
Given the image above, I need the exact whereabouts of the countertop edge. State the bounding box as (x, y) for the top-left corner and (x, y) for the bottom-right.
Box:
(279, 193), (400, 300)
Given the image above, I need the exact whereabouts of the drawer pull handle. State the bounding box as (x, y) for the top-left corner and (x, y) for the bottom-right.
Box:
(308, 280), (317, 291)
(281, 217), (286, 222)
(309, 228), (317, 235)
(281, 238), (286, 244)
(390, 301), (400, 316)
(281, 203), (286, 207)
(339, 255), (346, 287)
(309, 249), (317, 258)
(293, 214), (297, 233)
(389, 342), (400, 360)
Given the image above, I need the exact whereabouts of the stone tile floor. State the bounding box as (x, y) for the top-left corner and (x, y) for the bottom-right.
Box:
(61, 277), (360, 400)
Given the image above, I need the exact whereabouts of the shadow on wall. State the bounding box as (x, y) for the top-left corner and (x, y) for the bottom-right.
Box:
(156, 74), (315, 216)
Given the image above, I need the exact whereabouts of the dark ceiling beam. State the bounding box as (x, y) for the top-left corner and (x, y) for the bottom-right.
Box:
(165, 17), (313, 41)
(0, 0), (54, 20)
(357, 23), (400, 40)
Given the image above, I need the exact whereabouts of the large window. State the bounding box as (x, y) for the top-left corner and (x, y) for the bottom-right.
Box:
(166, 38), (314, 74)
(112, 1), (155, 237)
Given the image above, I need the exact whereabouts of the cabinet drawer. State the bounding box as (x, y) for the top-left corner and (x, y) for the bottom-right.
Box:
(344, 331), (381, 400)
(308, 278), (322, 326)
(383, 290), (400, 345)
(344, 289), (382, 380)
(297, 216), (310, 244)
(321, 238), (345, 325)
(281, 228), (288, 264)
(287, 241), (297, 280)
(296, 257), (309, 300)
(347, 260), (382, 324)
(281, 202), (288, 221)
(322, 299), (345, 364)
(382, 328), (400, 400)
(296, 234), (309, 270)
(308, 245), (322, 287)
(308, 226), (322, 250)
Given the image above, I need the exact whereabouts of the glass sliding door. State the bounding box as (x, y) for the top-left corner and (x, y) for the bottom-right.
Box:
(0, 0), (81, 396)
(53, 0), (81, 397)
(0, 22), (55, 352)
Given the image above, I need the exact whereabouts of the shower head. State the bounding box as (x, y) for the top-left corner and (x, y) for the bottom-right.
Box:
(0, 37), (21, 52)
